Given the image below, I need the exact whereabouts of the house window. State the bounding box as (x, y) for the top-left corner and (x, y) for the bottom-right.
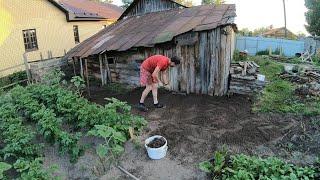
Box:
(22, 29), (38, 52)
(73, 25), (80, 44)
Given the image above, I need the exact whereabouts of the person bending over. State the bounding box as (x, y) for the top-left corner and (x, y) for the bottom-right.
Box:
(138, 55), (181, 111)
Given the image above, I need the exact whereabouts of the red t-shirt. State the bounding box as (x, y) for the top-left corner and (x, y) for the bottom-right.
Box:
(141, 55), (170, 73)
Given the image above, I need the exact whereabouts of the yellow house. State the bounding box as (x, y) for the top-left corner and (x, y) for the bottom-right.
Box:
(0, 0), (123, 76)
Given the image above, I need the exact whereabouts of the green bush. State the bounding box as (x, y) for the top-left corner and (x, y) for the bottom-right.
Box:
(199, 150), (318, 179)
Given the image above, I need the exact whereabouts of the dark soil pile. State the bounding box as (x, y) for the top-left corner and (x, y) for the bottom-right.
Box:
(147, 137), (166, 148)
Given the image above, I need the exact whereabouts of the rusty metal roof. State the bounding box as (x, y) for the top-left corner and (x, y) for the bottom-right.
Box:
(60, 0), (123, 20)
(49, 0), (123, 21)
(66, 4), (236, 58)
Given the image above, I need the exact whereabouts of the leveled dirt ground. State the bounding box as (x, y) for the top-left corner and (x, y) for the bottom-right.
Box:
(86, 87), (319, 180)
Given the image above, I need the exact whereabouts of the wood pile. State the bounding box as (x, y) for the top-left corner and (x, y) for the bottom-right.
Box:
(229, 61), (266, 95)
(305, 70), (320, 82)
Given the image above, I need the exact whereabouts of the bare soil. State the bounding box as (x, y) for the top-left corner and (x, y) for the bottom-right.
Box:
(86, 87), (319, 180)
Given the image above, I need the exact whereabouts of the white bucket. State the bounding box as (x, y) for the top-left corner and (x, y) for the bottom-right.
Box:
(145, 135), (168, 160)
(257, 74), (266, 82)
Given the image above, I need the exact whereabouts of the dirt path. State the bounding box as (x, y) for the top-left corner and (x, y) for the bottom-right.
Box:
(87, 88), (304, 179)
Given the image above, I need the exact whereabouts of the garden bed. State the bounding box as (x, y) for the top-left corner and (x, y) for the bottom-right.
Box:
(89, 87), (319, 179)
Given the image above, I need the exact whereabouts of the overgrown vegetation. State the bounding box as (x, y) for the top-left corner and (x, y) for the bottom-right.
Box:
(103, 82), (131, 95)
(252, 56), (320, 115)
(0, 71), (146, 179)
(256, 48), (281, 56)
(199, 149), (319, 179)
(0, 71), (27, 88)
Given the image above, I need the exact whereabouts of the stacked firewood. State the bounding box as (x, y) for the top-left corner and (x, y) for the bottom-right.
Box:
(229, 61), (266, 95)
(305, 70), (320, 82)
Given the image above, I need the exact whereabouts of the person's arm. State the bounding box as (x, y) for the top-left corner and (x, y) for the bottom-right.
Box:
(152, 66), (161, 83)
(161, 68), (169, 85)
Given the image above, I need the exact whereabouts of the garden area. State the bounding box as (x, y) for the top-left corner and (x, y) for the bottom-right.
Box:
(1, 55), (320, 179)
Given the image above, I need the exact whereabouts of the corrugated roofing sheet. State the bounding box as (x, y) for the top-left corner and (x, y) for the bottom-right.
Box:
(66, 4), (236, 58)
(60, 0), (123, 20)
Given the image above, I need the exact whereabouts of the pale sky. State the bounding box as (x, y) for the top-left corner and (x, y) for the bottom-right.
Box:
(112, 0), (308, 34)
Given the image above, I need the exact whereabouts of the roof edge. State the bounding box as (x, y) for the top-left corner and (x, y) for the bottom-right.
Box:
(48, 0), (107, 21)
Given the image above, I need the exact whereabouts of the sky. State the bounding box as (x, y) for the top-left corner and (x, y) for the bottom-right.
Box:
(111, 0), (308, 34)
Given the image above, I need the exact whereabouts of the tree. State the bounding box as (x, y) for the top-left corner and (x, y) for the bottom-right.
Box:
(305, 0), (320, 36)
(121, 0), (133, 9)
(175, 0), (193, 7)
(202, 0), (225, 5)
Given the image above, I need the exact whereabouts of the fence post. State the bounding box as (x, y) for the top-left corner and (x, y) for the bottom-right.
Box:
(23, 53), (31, 84)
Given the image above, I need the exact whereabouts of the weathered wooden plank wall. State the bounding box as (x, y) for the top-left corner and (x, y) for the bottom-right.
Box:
(89, 26), (235, 96)
(125, 0), (181, 18)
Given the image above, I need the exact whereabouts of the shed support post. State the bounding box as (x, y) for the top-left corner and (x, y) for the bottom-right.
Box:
(104, 54), (111, 83)
(99, 54), (105, 86)
(80, 57), (84, 78)
(71, 57), (76, 76)
(84, 58), (90, 97)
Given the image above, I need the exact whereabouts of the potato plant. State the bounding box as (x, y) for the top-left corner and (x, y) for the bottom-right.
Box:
(0, 79), (146, 179)
(199, 150), (318, 179)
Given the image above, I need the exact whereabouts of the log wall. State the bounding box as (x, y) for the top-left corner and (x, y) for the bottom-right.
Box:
(123, 0), (182, 18)
(85, 26), (235, 96)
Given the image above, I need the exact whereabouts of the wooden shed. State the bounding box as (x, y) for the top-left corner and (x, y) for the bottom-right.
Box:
(65, 0), (237, 96)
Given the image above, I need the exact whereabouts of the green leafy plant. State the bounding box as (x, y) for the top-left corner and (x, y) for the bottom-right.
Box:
(199, 151), (317, 179)
(14, 158), (58, 180)
(0, 162), (11, 179)
(88, 125), (127, 158)
(70, 76), (86, 95)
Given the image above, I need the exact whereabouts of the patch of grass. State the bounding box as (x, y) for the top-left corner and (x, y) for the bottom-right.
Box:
(248, 56), (284, 81)
(253, 79), (304, 113)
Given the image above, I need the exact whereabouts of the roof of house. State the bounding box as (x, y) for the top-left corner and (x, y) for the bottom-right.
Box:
(66, 4), (236, 58)
(262, 27), (297, 38)
(48, 0), (123, 21)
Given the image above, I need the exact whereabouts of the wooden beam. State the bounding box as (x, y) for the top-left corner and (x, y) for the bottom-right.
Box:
(104, 54), (111, 83)
(99, 54), (105, 86)
(72, 57), (76, 76)
(80, 57), (84, 78)
(84, 58), (91, 97)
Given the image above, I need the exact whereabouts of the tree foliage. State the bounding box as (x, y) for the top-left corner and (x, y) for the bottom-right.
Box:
(122, 0), (133, 9)
(305, 0), (320, 36)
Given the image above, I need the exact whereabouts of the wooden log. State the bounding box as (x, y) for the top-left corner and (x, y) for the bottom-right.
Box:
(104, 54), (112, 83)
(84, 58), (90, 97)
(189, 45), (195, 93)
(214, 27), (221, 96)
(99, 54), (105, 86)
(80, 57), (84, 78)
(180, 45), (187, 92)
(223, 26), (232, 95)
(176, 45), (182, 91)
(208, 30), (216, 96)
(199, 32), (207, 94)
